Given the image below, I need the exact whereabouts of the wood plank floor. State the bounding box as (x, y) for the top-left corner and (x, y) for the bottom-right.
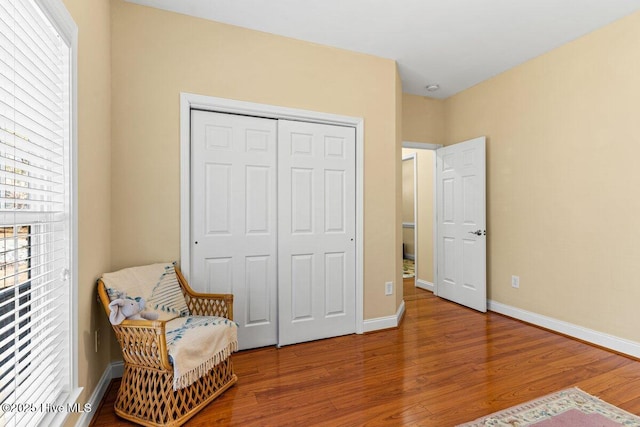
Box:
(403, 277), (430, 301)
(90, 283), (640, 426)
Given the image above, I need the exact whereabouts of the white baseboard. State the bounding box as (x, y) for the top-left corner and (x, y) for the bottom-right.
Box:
(75, 361), (124, 427)
(488, 300), (640, 359)
(111, 361), (124, 377)
(363, 300), (405, 333)
(416, 279), (434, 292)
(397, 300), (406, 324)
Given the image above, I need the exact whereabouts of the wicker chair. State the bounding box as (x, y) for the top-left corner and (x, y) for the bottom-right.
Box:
(97, 266), (238, 427)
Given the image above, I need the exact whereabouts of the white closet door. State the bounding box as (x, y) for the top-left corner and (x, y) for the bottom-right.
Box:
(191, 110), (278, 350)
(277, 120), (356, 347)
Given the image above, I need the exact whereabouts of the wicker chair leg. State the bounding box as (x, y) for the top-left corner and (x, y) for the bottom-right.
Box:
(114, 358), (238, 427)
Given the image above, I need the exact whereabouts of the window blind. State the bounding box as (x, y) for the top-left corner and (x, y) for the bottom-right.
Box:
(0, 1), (72, 426)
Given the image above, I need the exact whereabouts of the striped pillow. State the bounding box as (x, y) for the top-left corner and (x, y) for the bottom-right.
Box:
(102, 263), (189, 321)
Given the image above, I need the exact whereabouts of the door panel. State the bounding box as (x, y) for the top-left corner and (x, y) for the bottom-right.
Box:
(325, 170), (346, 232)
(205, 257), (232, 294)
(325, 252), (346, 316)
(291, 168), (313, 233)
(291, 254), (314, 320)
(191, 110), (278, 350)
(245, 256), (271, 325)
(205, 163), (231, 234)
(278, 120), (356, 347)
(246, 166), (271, 233)
(436, 137), (486, 312)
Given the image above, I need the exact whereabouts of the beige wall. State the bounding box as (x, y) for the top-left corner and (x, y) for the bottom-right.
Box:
(61, 0), (112, 424)
(395, 68), (404, 308)
(110, 0), (401, 320)
(402, 93), (445, 145)
(402, 157), (415, 256)
(401, 157), (415, 224)
(445, 11), (640, 342)
(402, 227), (415, 258)
(418, 150), (434, 284)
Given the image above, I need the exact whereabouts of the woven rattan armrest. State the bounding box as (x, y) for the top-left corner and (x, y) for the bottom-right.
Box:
(175, 268), (234, 319)
(111, 319), (173, 370)
(97, 279), (173, 370)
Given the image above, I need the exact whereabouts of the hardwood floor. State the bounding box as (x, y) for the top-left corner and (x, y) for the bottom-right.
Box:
(90, 289), (640, 426)
(403, 277), (430, 301)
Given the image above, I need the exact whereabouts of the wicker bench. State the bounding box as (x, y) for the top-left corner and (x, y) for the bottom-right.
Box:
(97, 266), (237, 426)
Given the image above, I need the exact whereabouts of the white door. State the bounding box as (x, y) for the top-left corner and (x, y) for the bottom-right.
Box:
(277, 120), (356, 346)
(191, 110), (278, 349)
(435, 137), (486, 312)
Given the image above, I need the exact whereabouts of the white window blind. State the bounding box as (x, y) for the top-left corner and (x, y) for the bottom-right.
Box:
(0, 0), (75, 426)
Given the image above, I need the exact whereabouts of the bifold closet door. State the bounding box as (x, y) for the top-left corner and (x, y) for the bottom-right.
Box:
(190, 110), (278, 350)
(191, 111), (356, 350)
(277, 120), (356, 347)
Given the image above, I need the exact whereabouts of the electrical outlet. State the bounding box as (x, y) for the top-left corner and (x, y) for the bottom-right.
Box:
(385, 281), (393, 296)
(511, 275), (520, 289)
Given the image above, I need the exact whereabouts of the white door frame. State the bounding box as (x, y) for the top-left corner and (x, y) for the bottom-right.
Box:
(402, 141), (442, 295)
(180, 92), (365, 334)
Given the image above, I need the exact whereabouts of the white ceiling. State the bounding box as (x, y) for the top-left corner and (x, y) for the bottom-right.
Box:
(125, 0), (640, 98)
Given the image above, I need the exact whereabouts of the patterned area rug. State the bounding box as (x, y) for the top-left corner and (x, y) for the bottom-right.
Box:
(403, 259), (415, 278)
(458, 388), (640, 427)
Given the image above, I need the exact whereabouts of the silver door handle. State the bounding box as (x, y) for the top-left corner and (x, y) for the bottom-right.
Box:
(468, 230), (486, 236)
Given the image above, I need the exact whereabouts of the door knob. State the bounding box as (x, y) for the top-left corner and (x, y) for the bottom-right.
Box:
(468, 230), (483, 236)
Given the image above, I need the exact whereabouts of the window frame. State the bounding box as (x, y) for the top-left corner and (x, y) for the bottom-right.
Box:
(33, 0), (80, 423)
(1, 0), (79, 425)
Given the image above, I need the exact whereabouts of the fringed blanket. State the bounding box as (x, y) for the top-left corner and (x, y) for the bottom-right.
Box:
(165, 316), (238, 390)
(102, 263), (189, 321)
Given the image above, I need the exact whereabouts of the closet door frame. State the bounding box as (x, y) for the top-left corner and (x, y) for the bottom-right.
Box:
(179, 92), (365, 334)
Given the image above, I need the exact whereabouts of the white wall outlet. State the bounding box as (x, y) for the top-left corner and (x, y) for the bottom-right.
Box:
(511, 275), (520, 289)
(385, 281), (393, 296)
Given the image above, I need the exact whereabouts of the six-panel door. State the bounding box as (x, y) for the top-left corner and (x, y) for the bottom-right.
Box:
(277, 120), (356, 347)
(436, 137), (487, 312)
(191, 111), (279, 349)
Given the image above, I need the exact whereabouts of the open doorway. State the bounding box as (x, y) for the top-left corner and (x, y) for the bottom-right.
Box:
(402, 142), (440, 301)
(401, 153), (418, 297)
(402, 138), (487, 311)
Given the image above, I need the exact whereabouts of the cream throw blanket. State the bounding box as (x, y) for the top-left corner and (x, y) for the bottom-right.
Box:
(165, 316), (238, 390)
(102, 263), (238, 390)
(102, 263), (190, 321)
